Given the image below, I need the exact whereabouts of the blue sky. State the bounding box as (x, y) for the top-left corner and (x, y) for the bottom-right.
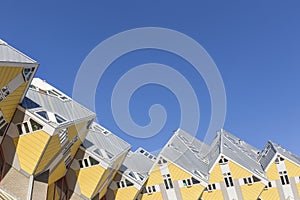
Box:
(1, 1), (300, 155)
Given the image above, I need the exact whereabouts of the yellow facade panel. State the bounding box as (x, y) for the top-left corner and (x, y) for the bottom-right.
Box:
(114, 187), (139, 200)
(0, 82), (28, 122)
(35, 134), (61, 175)
(284, 159), (300, 177)
(228, 161), (252, 179)
(201, 190), (224, 200)
(146, 164), (163, 186)
(209, 163), (223, 183)
(168, 163), (192, 181)
(240, 182), (265, 200)
(77, 165), (106, 199)
(266, 162), (280, 181)
(180, 184), (204, 200)
(141, 192), (163, 200)
(48, 160), (67, 184)
(14, 130), (50, 174)
(297, 183), (300, 198)
(259, 188), (280, 200)
(0, 66), (23, 88)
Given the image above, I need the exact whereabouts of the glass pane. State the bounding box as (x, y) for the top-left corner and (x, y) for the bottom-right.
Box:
(24, 122), (30, 133)
(30, 119), (43, 131)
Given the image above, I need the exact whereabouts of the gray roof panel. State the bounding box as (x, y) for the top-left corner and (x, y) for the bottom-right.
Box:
(0, 39), (37, 64)
(83, 122), (131, 164)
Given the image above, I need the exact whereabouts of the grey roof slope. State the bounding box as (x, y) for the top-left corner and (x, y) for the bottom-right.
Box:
(160, 129), (210, 183)
(118, 148), (156, 185)
(0, 39), (37, 64)
(21, 79), (95, 127)
(82, 122), (131, 165)
(268, 141), (300, 166)
(207, 129), (267, 181)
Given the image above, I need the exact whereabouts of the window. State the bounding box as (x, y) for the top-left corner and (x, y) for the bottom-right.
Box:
(243, 177), (253, 185)
(117, 179), (134, 188)
(125, 179), (134, 187)
(79, 160), (83, 168)
(17, 124), (23, 135)
(36, 111), (49, 121)
(23, 122), (30, 133)
(23, 67), (35, 82)
(140, 149), (145, 154)
(84, 159), (89, 167)
(58, 129), (68, 144)
(183, 178), (192, 187)
(219, 157), (228, 165)
(224, 172), (234, 187)
(163, 174), (173, 190)
(191, 177), (200, 184)
(88, 156), (99, 165)
(207, 183), (216, 192)
(0, 112), (8, 136)
(147, 186), (156, 194)
(279, 171), (290, 185)
(0, 85), (10, 103)
(55, 114), (66, 124)
(30, 119), (43, 131)
(275, 156), (284, 164)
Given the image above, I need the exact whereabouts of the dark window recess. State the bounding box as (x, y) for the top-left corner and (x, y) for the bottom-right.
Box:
(36, 111), (49, 120)
(17, 124), (23, 135)
(192, 177), (200, 184)
(125, 179), (134, 187)
(152, 186), (156, 192)
(24, 122), (30, 133)
(55, 114), (66, 124)
(0, 124), (8, 136)
(88, 156), (99, 166)
(79, 160), (83, 168)
(253, 176), (260, 183)
(164, 179), (169, 190)
(84, 159), (89, 167)
(30, 119), (43, 131)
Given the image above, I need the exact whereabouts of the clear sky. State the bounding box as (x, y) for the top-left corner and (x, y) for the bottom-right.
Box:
(1, 1), (300, 155)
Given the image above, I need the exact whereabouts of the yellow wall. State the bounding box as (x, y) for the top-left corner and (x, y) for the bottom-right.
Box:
(168, 163), (191, 181)
(297, 183), (300, 198)
(284, 159), (300, 177)
(228, 161), (251, 179)
(0, 82), (28, 122)
(13, 130), (50, 174)
(48, 160), (66, 184)
(114, 187), (139, 200)
(0, 66), (23, 89)
(209, 163), (223, 183)
(141, 192), (163, 200)
(201, 190), (224, 200)
(266, 162), (280, 181)
(145, 164), (163, 186)
(35, 134), (61, 175)
(259, 187), (280, 200)
(240, 182), (265, 200)
(180, 184), (205, 200)
(77, 165), (106, 199)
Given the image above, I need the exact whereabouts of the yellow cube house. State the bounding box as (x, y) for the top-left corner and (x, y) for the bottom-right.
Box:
(258, 141), (300, 200)
(106, 148), (156, 200)
(1, 78), (96, 199)
(201, 129), (268, 200)
(66, 122), (131, 200)
(140, 129), (209, 200)
(0, 39), (38, 142)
